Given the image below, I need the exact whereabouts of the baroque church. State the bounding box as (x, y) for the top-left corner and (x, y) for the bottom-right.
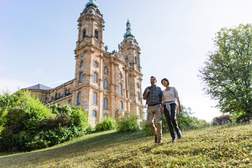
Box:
(24, 0), (143, 127)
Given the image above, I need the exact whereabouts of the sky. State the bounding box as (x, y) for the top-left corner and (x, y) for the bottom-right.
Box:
(1, 0), (252, 122)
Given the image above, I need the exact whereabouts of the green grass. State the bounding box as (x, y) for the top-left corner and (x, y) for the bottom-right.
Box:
(0, 124), (252, 168)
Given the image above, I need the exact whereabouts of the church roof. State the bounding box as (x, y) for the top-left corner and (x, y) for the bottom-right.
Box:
(25, 84), (51, 91)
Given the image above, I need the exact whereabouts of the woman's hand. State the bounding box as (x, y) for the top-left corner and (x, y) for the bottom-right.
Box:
(178, 105), (182, 113)
(176, 105), (182, 113)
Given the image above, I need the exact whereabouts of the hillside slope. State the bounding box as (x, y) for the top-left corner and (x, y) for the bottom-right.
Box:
(0, 124), (252, 168)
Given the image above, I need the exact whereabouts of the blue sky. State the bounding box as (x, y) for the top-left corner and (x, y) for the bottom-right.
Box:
(1, 0), (252, 121)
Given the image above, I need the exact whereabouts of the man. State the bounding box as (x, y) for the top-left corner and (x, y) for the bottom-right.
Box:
(143, 76), (163, 144)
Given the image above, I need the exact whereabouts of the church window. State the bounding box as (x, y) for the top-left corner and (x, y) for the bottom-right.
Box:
(83, 29), (86, 39)
(119, 72), (123, 80)
(120, 101), (124, 111)
(76, 91), (81, 106)
(94, 60), (99, 68)
(137, 83), (140, 89)
(93, 92), (98, 105)
(138, 92), (141, 101)
(80, 60), (83, 68)
(93, 72), (98, 83)
(95, 29), (99, 39)
(104, 66), (109, 75)
(79, 72), (84, 83)
(119, 83), (123, 96)
(92, 110), (97, 118)
(103, 97), (109, 110)
(103, 79), (109, 90)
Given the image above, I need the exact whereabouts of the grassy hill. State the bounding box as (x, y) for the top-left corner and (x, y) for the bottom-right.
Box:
(0, 124), (251, 168)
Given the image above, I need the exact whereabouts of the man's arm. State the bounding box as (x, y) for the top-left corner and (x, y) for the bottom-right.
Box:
(143, 87), (150, 100)
(159, 88), (163, 103)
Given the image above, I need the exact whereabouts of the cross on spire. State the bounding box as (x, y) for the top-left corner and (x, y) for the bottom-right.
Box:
(124, 19), (134, 39)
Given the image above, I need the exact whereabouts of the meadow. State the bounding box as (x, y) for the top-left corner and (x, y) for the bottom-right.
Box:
(0, 124), (251, 168)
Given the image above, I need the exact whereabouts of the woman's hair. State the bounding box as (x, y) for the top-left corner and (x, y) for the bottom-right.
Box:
(161, 78), (169, 85)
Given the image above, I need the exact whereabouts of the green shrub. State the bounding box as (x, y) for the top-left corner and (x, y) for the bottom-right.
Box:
(95, 117), (117, 132)
(117, 115), (140, 133)
(86, 125), (96, 134)
(0, 91), (89, 152)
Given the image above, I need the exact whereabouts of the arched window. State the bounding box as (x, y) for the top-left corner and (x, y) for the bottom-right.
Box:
(94, 60), (99, 68)
(76, 91), (81, 106)
(103, 79), (109, 90)
(104, 66), (109, 75)
(80, 60), (83, 68)
(93, 72), (98, 83)
(79, 72), (84, 83)
(82, 29), (86, 39)
(137, 83), (140, 89)
(119, 72), (123, 79)
(103, 97), (109, 110)
(93, 92), (97, 105)
(95, 29), (99, 39)
(92, 110), (97, 118)
(119, 83), (123, 96)
(120, 101), (124, 111)
(135, 56), (138, 64)
(138, 92), (141, 101)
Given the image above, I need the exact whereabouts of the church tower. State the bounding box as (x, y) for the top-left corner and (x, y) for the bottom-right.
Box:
(74, 0), (105, 126)
(119, 20), (143, 119)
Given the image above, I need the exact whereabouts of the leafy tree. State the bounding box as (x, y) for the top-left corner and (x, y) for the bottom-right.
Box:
(200, 24), (252, 121)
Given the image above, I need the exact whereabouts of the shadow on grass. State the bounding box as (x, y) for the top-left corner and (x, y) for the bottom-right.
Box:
(0, 131), (148, 167)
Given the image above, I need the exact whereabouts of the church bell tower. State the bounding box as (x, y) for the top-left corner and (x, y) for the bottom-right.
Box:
(73, 0), (105, 126)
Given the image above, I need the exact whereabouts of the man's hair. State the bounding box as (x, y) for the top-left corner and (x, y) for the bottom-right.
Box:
(150, 76), (156, 80)
(161, 78), (169, 85)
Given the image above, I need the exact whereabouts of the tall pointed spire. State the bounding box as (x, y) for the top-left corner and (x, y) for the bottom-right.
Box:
(89, 0), (96, 4)
(86, 0), (97, 7)
(124, 19), (134, 39)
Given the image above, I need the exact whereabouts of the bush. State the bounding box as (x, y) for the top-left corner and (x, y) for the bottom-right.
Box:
(117, 115), (140, 133)
(95, 117), (117, 132)
(177, 107), (209, 130)
(0, 91), (88, 152)
(86, 125), (96, 134)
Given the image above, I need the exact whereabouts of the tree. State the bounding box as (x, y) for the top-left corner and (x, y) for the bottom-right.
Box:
(200, 24), (252, 122)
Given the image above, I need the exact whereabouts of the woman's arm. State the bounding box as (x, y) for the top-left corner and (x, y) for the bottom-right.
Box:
(174, 88), (182, 113)
(177, 96), (182, 113)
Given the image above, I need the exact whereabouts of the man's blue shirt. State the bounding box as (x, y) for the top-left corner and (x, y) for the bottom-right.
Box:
(143, 85), (163, 106)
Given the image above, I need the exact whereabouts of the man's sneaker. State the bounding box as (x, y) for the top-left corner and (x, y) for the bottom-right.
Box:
(157, 140), (163, 145)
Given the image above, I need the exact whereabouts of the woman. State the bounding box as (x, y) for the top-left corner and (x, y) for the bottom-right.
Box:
(161, 78), (182, 143)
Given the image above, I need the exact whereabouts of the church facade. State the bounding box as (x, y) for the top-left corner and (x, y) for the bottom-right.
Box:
(25, 0), (144, 127)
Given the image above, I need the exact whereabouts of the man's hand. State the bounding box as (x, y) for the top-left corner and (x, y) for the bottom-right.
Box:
(160, 105), (164, 113)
